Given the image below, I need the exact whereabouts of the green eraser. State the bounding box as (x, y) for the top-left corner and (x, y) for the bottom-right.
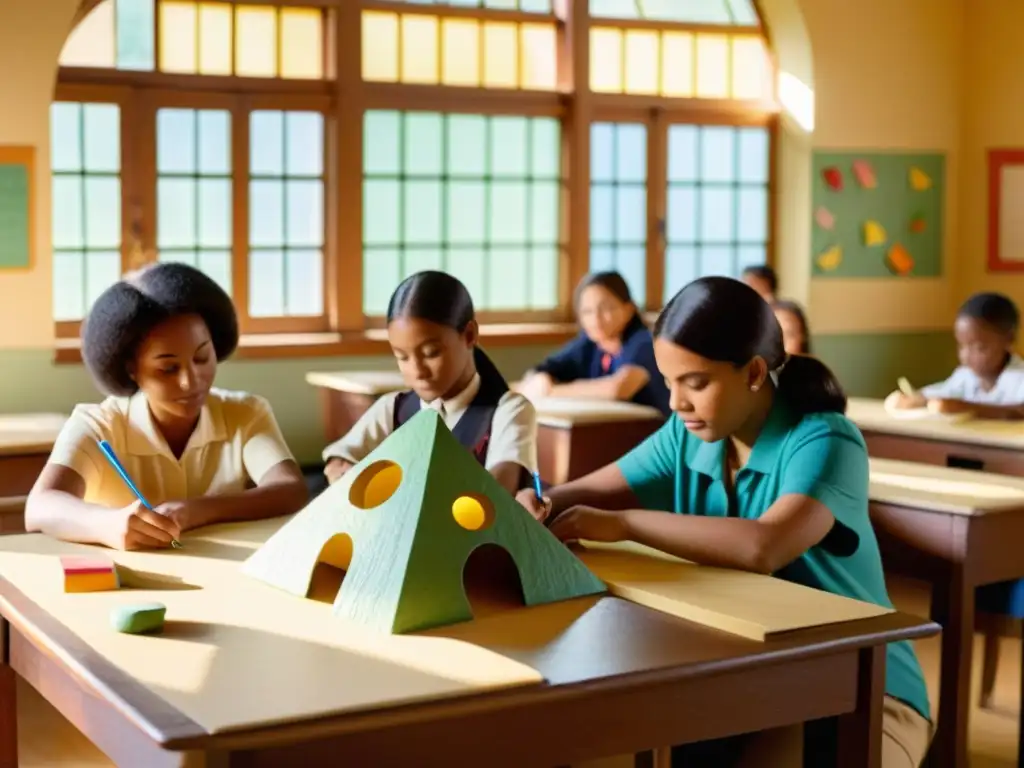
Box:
(110, 602), (167, 634)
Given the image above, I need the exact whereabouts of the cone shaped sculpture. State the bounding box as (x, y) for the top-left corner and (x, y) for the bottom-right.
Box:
(242, 408), (606, 634)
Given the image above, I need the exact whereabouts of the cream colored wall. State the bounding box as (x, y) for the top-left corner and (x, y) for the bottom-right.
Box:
(798, 0), (964, 335)
(959, 0), (1024, 305)
(0, 0), (75, 348)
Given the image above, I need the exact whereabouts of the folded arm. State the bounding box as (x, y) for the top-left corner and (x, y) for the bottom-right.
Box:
(25, 464), (119, 545)
(549, 365), (651, 402)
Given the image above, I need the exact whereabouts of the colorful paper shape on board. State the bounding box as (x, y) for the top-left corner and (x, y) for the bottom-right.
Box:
(909, 214), (926, 234)
(822, 166), (843, 191)
(909, 167), (932, 191)
(852, 160), (877, 189)
(242, 409), (606, 634)
(886, 243), (914, 276)
(863, 220), (887, 247)
(815, 206), (835, 230)
(816, 245), (843, 272)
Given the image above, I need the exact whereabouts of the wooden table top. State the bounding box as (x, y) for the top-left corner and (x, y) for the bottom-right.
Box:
(848, 397), (1024, 450)
(870, 457), (1024, 516)
(305, 370), (405, 396)
(533, 398), (664, 428)
(0, 413), (66, 456)
(0, 517), (937, 748)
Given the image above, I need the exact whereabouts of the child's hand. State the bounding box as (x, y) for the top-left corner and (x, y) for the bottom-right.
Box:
(515, 488), (551, 522)
(548, 505), (628, 544)
(888, 390), (926, 409)
(324, 458), (352, 485)
(519, 373), (554, 401)
(154, 500), (199, 532)
(103, 500), (181, 551)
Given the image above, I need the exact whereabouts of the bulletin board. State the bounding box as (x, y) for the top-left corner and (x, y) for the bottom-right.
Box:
(0, 146), (34, 270)
(810, 151), (944, 278)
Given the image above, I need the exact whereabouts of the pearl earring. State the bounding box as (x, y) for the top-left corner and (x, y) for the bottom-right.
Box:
(750, 384), (760, 392)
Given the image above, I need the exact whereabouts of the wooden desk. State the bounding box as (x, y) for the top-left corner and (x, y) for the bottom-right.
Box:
(0, 413), (66, 502)
(306, 371), (406, 442)
(869, 458), (1024, 768)
(534, 398), (664, 485)
(306, 373), (664, 484)
(0, 518), (936, 767)
(849, 397), (1024, 477)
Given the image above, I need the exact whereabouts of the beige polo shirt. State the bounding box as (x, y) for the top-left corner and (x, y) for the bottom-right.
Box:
(322, 374), (537, 472)
(47, 388), (295, 509)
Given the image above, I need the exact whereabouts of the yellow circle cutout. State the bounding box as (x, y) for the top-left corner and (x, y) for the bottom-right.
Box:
(452, 494), (494, 531)
(349, 460), (403, 509)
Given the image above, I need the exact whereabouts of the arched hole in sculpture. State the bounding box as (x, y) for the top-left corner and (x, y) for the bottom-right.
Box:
(349, 460), (402, 509)
(451, 493), (495, 532)
(307, 533), (354, 604)
(461, 543), (524, 619)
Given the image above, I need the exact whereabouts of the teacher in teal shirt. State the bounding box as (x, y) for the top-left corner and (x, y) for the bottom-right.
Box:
(517, 276), (932, 768)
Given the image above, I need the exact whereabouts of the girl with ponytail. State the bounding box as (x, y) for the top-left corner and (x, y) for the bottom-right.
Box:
(322, 271), (538, 497)
(516, 276), (932, 767)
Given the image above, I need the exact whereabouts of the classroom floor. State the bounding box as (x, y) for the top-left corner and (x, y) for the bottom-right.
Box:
(14, 574), (1024, 766)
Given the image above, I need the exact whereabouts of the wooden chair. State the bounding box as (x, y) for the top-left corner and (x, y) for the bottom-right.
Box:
(977, 579), (1024, 709)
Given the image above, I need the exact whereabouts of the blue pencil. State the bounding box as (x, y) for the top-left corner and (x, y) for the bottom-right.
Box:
(532, 471), (544, 500)
(97, 440), (182, 549)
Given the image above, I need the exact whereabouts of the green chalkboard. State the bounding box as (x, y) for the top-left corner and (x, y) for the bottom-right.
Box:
(810, 151), (944, 278)
(0, 158), (30, 269)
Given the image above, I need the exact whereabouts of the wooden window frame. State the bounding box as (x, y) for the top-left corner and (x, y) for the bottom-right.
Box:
(53, 0), (778, 362)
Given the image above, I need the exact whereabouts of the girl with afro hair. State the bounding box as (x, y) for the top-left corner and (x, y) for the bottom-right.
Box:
(25, 263), (308, 551)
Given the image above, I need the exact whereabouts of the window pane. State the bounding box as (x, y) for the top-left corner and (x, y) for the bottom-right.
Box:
(520, 23), (556, 90)
(491, 117), (528, 176)
(531, 181), (559, 242)
(726, 0), (760, 27)
(482, 22), (517, 88)
(157, 109), (196, 174)
(590, 123), (615, 183)
(695, 34), (729, 98)
(363, 249), (401, 316)
(286, 250), (324, 315)
(447, 115), (486, 176)
(198, 3), (233, 76)
(447, 182), (487, 244)
(364, 180), (400, 245)
(158, 179), (196, 248)
(84, 177), (121, 248)
(251, 111), (284, 176)
(590, 28), (623, 92)
(446, 249), (486, 302)
(615, 186), (646, 243)
(60, 0), (115, 67)
(401, 15), (439, 84)
(737, 127), (769, 183)
(701, 126), (736, 182)
(624, 30), (658, 95)
(488, 247), (528, 309)
(86, 252), (122, 308)
(699, 187), (734, 243)
(285, 181), (324, 247)
(590, 185), (614, 243)
(250, 181), (284, 246)
(197, 110), (230, 175)
(53, 252), (86, 322)
(51, 103), (82, 173)
(531, 119), (560, 178)
(530, 246), (559, 308)
(281, 8), (323, 79)
(198, 179), (231, 248)
(197, 250), (232, 294)
(667, 125), (698, 183)
(236, 5), (277, 77)
(442, 19), (480, 86)
(52, 177), (85, 249)
(614, 246), (646, 307)
(286, 112), (324, 176)
(489, 182), (527, 244)
(403, 248), (443, 277)
(403, 181), (443, 244)
(700, 246), (734, 277)
(737, 187), (767, 243)
(661, 32), (694, 97)
(117, 0), (156, 71)
(664, 246), (698, 302)
(249, 250), (285, 316)
(159, 1), (198, 73)
(732, 36), (769, 100)
(364, 111), (401, 175)
(83, 104), (120, 173)
(362, 12), (399, 81)
(666, 185), (696, 243)
(405, 113), (444, 175)
(616, 124), (646, 183)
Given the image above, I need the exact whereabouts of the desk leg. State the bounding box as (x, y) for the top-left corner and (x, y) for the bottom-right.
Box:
(0, 617), (17, 768)
(928, 566), (972, 768)
(833, 645), (885, 768)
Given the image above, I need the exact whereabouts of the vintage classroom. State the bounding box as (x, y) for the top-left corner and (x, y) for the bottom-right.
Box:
(2, 0), (1024, 765)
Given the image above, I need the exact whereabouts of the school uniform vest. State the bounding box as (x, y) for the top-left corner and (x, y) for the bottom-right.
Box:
(393, 374), (532, 490)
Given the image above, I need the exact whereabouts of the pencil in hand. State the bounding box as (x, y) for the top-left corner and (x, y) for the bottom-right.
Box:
(96, 440), (183, 549)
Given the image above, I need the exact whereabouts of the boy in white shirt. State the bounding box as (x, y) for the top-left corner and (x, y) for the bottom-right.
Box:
(890, 292), (1024, 419)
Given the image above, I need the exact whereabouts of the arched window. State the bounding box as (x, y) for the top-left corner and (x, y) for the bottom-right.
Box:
(52, 0), (775, 343)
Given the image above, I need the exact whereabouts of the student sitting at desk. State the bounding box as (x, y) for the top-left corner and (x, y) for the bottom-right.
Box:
(517, 271), (670, 416)
(772, 299), (812, 355)
(25, 263), (308, 551)
(322, 271), (538, 497)
(741, 263), (777, 303)
(889, 291), (1024, 419)
(518, 276), (932, 767)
